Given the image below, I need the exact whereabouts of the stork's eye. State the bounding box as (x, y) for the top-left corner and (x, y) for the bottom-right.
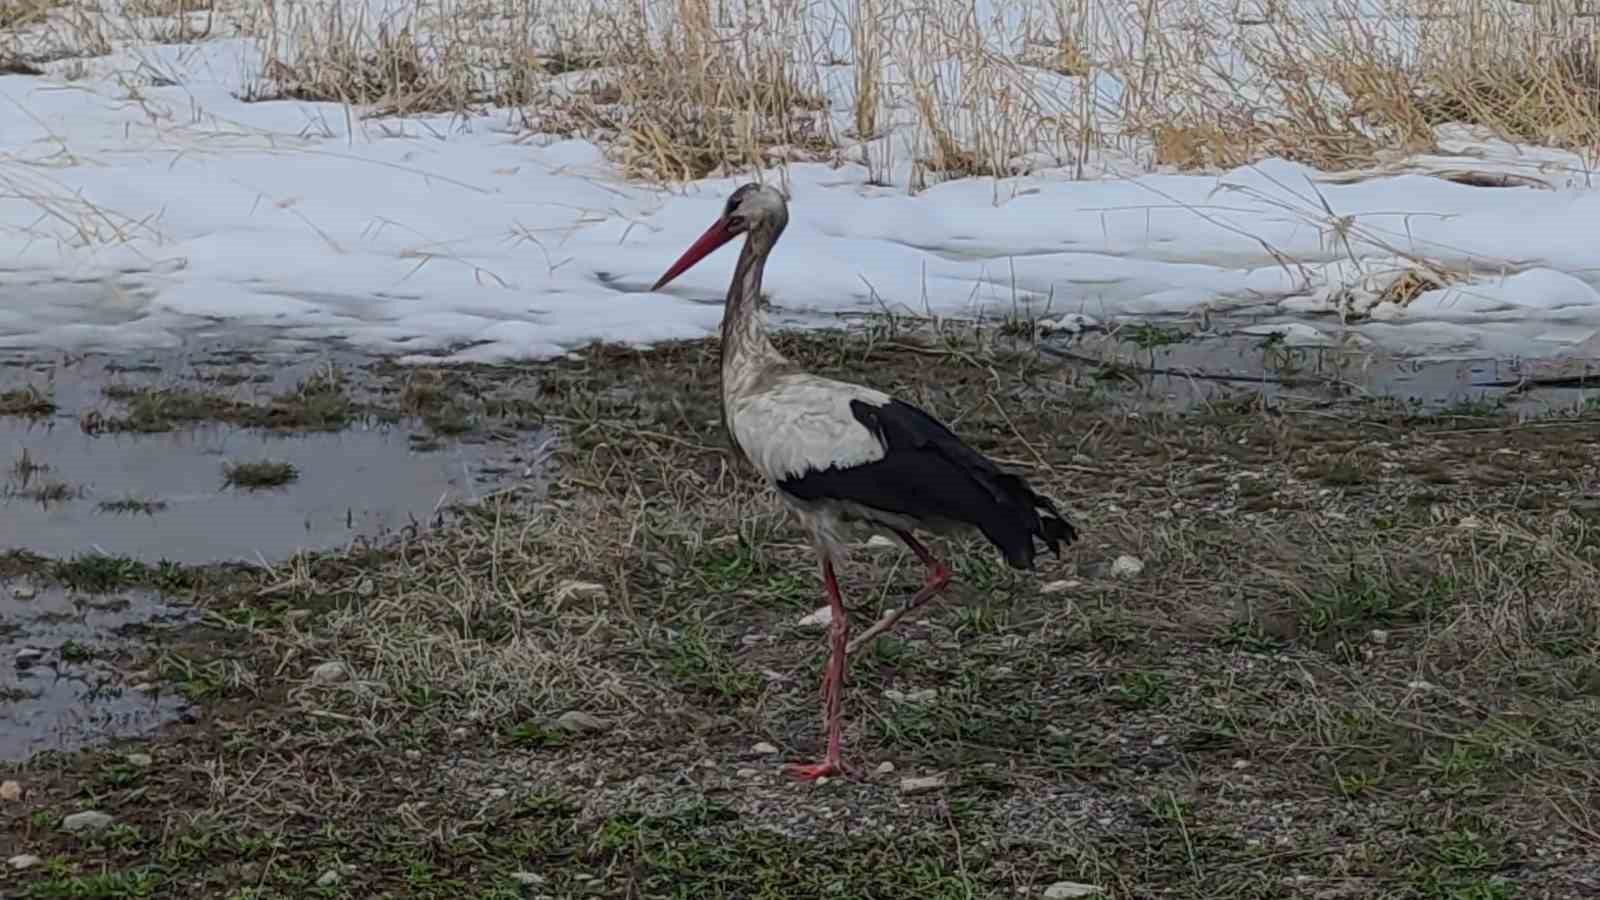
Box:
(726, 214), (746, 231)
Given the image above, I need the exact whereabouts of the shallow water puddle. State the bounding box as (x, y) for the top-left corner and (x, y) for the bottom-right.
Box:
(1051, 323), (1600, 415)
(1, 582), (196, 762)
(1, 418), (498, 564)
(0, 348), (541, 564)
(0, 346), (545, 760)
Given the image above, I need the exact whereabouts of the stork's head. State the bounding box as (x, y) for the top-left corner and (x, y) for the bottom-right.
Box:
(651, 182), (789, 292)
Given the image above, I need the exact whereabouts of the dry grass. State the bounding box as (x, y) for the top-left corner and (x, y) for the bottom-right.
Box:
(7, 0), (1600, 188)
(120, 0), (214, 17)
(0, 0), (60, 30)
(0, 385), (56, 417)
(226, 0), (1600, 180)
(1110, 0), (1600, 172)
(4, 330), (1600, 897)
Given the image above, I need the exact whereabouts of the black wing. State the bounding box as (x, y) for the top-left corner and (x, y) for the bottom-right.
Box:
(777, 398), (1078, 569)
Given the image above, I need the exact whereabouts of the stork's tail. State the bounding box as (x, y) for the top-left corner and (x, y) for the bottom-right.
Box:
(983, 471), (1079, 571)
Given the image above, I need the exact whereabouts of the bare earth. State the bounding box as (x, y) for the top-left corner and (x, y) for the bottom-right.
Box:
(3, 327), (1600, 899)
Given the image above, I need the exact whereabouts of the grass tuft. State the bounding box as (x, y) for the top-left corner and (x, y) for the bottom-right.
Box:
(96, 496), (169, 516)
(0, 385), (55, 418)
(221, 459), (299, 490)
(82, 375), (353, 435)
(0, 0), (60, 29)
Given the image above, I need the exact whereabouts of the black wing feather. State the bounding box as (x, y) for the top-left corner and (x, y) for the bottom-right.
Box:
(777, 398), (1078, 569)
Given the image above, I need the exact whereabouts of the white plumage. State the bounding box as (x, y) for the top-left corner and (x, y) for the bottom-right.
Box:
(727, 374), (892, 481)
(650, 181), (1079, 780)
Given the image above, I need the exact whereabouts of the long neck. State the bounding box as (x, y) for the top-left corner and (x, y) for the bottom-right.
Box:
(720, 225), (786, 401)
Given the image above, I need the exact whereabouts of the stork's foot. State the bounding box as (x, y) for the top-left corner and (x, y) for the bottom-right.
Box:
(784, 757), (851, 781)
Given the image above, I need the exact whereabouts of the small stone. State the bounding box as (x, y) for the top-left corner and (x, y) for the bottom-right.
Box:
(874, 761), (895, 776)
(1044, 882), (1103, 899)
(14, 646), (45, 668)
(1368, 628), (1390, 645)
(61, 810), (113, 833)
(12, 583), (36, 600)
(129, 682), (156, 694)
(356, 577), (375, 597)
(899, 775), (946, 795)
(736, 767), (759, 778)
(1458, 515), (1483, 530)
(1040, 579), (1079, 595)
(486, 787), (509, 800)
(1109, 555), (1144, 579)
(864, 535), (897, 550)
(316, 869), (343, 887)
(310, 661), (349, 684)
(798, 605), (833, 628)
(555, 711), (608, 733)
(125, 752), (153, 767)
(883, 688), (938, 704)
(511, 871), (546, 886)
(752, 742), (779, 755)
(8, 854), (41, 870)
(0, 780), (21, 801)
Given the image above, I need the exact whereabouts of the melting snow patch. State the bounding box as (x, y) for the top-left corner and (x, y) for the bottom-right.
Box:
(2, 14), (1600, 362)
(1238, 323), (1332, 347)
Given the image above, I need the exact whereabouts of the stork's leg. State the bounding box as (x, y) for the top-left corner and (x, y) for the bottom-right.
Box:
(846, 529), (951, 656)
(785, 556), (849, 781)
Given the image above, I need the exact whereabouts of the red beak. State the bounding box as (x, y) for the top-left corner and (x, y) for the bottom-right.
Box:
(651, 216), (739, 292)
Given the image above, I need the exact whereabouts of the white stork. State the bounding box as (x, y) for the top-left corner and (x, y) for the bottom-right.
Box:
(651, 182), (1078, 779)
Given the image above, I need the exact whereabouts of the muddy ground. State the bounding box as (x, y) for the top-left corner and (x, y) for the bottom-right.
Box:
(2, 323), (1600, 899)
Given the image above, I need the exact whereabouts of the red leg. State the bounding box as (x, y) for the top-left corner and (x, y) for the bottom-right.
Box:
(785, 557), (849, 781)
(846, 530), (951, 656)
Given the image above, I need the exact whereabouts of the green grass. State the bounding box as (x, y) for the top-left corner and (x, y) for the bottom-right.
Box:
(14, 479), (81, 505)
(5, 329), (1600, 899)
(221, 460), (299, 490)
(96, 497), (169, 516)
(83, 375), (354, 435)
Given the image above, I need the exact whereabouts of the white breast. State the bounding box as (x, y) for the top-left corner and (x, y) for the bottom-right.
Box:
(727, 374), (892, 483)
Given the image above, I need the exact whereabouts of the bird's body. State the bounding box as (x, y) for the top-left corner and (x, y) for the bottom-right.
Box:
(727, 372), (898, 552)
(730, 372), (1069, 567)
(652, 183), (1079, 779)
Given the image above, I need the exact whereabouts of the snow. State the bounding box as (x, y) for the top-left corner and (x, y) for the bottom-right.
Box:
(3, 5), (1600, 365)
